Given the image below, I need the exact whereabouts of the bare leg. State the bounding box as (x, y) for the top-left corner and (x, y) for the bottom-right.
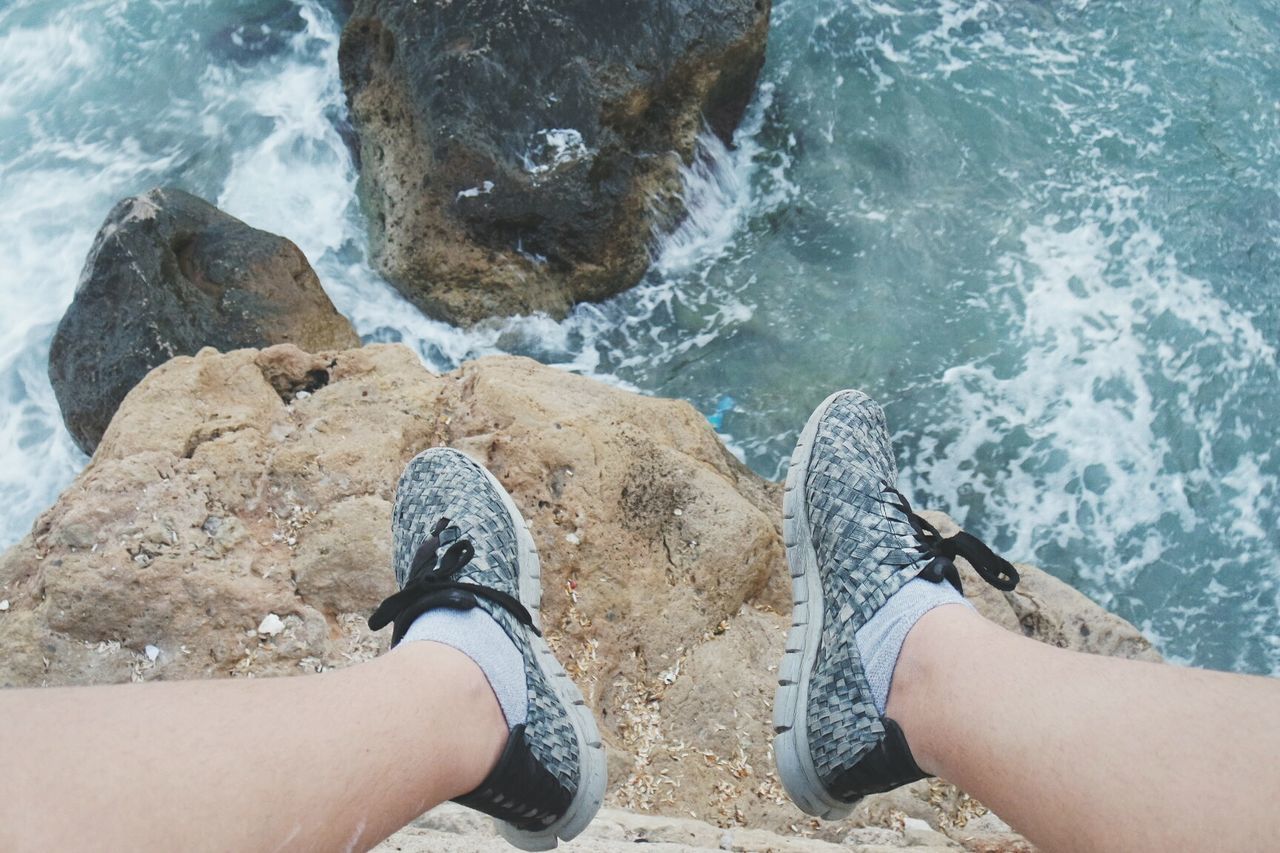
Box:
(0, 642), (506, 852)
(889, 605), (1280, 852)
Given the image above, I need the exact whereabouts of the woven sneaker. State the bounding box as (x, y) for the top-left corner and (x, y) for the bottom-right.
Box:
(773, 391), (1018, 818)
(368, 448), (606, 850)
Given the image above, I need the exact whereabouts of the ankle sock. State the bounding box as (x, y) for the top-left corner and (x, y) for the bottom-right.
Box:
(855, 576), (972, 716)
(402, 606), (529, 729)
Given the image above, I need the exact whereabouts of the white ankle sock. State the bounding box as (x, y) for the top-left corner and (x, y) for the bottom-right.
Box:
(402, 606), (529, 729)
(855, 577), (972, 716)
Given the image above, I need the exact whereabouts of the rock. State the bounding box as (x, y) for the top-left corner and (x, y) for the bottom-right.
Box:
(0, 344), (1156, 847)
(338, 0), (771, 325)
(48, 188), (360, 454)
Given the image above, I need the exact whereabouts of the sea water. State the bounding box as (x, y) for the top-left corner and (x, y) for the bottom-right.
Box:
(0, 0), (1276, 673)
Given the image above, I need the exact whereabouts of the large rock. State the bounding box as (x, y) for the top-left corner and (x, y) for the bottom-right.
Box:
(339, 0), (771, 325)
(48, 188), (359, 454)
(0, 345), (1157, 845)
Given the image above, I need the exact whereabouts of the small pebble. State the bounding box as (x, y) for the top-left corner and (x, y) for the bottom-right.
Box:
(0, 599), (9, 611)
(564, 532), (581, 545)
(144, 644), (160, 662)
(257, 613), (285, 636)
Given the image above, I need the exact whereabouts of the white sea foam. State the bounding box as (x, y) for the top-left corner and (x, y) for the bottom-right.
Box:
(653, 130), (753, 279)
(0, 20), (95, 119)
(656, 83), (789, 285)
(910, 178), (1277, 598)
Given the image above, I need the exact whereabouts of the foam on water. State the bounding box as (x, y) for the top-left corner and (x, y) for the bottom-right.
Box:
(0, 20), (95, 121)
(914, 182), (1277, 595)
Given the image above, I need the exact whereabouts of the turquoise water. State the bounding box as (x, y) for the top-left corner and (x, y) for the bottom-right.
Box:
(1, 0), (1276, 673)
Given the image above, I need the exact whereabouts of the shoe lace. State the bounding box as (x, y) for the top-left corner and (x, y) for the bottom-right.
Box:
(368, 517), (541, 639)
(880, 484), (1020, 593)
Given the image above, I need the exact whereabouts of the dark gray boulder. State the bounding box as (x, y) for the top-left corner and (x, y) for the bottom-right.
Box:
(339, 0), (770, 325)
(49, 188), (360, 454)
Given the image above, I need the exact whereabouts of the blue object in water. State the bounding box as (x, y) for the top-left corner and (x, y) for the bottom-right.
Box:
(707, 396), (736, 431)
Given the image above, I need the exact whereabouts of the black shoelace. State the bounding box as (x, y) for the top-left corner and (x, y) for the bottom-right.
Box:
(881, 484), (1020, 593)
(368, 517), (540, 644)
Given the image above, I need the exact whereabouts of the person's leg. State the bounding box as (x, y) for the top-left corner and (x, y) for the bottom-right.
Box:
(0, 641), (505, 852)
(890, 604), (1280, 853)
(0, 446), (605, 852)
(773, 388), (1280, 850)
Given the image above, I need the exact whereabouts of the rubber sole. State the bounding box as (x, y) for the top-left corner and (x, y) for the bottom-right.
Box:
(442, 449), (607, 851)
(772, 391), (858, 820)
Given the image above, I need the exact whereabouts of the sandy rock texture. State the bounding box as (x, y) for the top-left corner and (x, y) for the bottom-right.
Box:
(339, 0), (771, 325)
(0, 344), (1157, 848)
(47, 188), (358, 454)
(376, 802), (968, 852)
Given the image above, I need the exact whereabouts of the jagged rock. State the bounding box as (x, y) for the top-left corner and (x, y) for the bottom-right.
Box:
(47, 188), (359, 454)
(0, 344), (1156, 845)
(338, 0), (772, 325)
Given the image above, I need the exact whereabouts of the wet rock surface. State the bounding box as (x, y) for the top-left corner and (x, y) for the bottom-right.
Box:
(47, 188), (359, 454)
(2, 344), (1156, 846)
(339, 0), (771, 325)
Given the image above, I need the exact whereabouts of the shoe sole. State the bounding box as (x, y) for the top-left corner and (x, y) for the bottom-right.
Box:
(427, 449), (607, 851)
(772, 391), (858, 820)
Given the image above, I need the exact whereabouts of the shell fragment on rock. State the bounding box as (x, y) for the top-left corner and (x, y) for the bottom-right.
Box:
(257, 613), (285, 637)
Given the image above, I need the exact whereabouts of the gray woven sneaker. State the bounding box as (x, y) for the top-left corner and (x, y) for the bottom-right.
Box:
(773, 391), (1018, 818)
(369, 447), (606, 850)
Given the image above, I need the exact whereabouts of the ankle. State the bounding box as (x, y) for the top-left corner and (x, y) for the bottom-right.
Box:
(885, 604), (987, 775)
(394, 641), (509, 792)
(856, 577), (970, 715)
(401, 606), (529, 730)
